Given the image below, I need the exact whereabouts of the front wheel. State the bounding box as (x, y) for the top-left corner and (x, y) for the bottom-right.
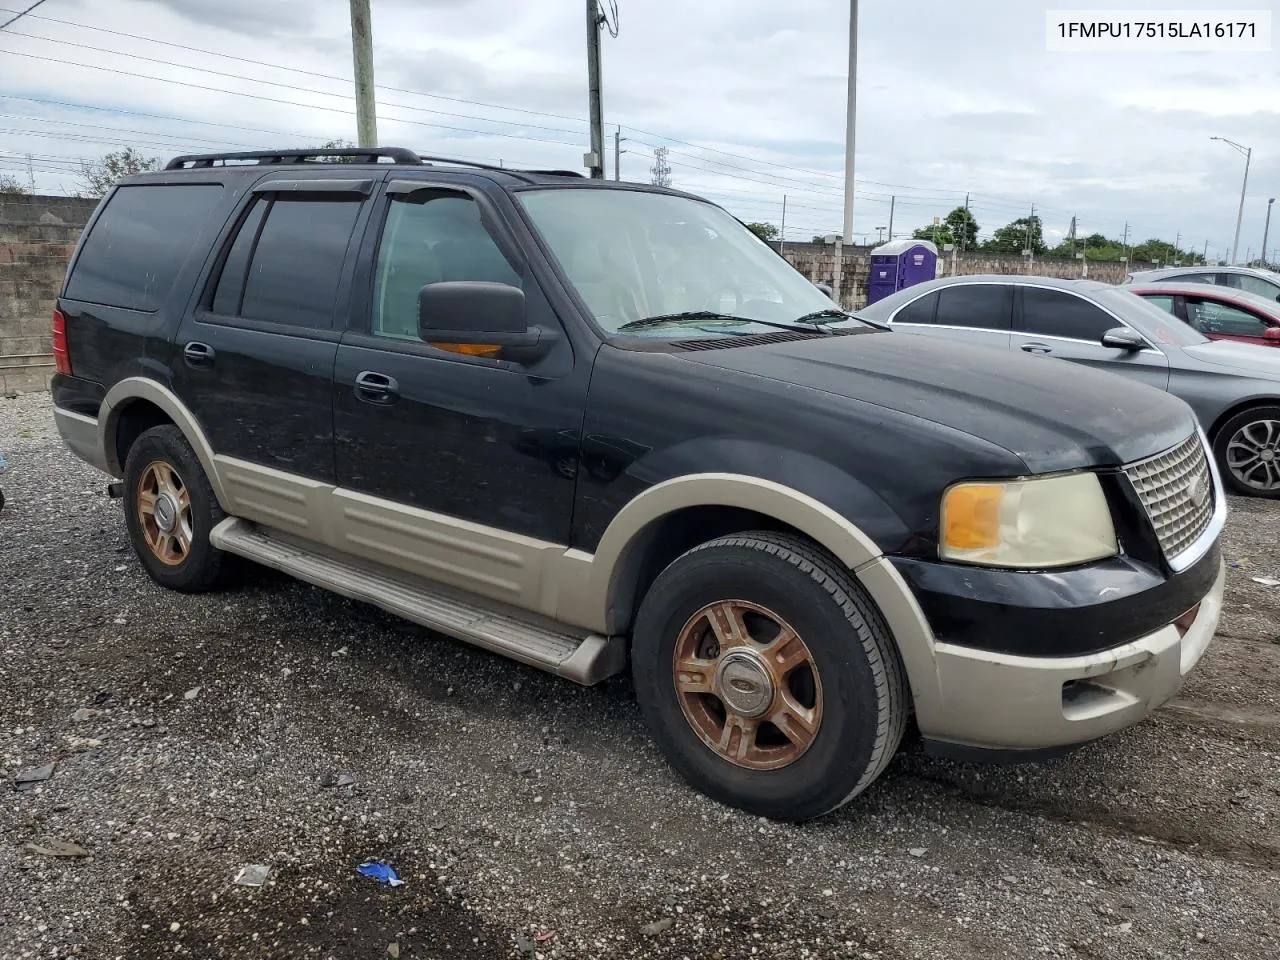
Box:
(1213, 405), (1280, 498)
(631, 532), (908, 821)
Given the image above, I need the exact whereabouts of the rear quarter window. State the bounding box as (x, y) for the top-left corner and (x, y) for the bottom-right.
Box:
(64, 184), (224, 311)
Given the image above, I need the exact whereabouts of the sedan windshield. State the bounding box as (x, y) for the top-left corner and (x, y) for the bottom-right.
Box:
(518, 188), (851, 337)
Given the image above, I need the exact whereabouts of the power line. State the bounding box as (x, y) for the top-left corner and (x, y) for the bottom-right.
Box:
(0, 0), (47, 30)
(4, 29), (589, 138)
(0, 8), (1096, 219)
(0, 7), (589, 125)
(0, 47), (588, 148)
(0, 7), (866, 185)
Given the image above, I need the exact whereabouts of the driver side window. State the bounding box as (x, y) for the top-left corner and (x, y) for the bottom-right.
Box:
(1184, 297), (1270, 337)
(371, 191), (521, 340)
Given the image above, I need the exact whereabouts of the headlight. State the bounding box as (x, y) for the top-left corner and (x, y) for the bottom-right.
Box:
(940, 473), (1117, 568)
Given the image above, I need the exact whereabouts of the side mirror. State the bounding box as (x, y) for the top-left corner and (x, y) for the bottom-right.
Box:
(1100, 326), (1147, 351)
(1263, 327), (1280, 341)
(814, 282), (834, 299)
(417, 282), (553, 361)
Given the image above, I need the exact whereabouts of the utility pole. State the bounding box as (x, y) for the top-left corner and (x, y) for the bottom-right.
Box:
(833, 0), (859, 309)
(1203, 238), (1210, 263)
(961, 192), (970, 251)
(1262, 198), (1275, 267)
(1174, 230), (1181, 263)
(779, 195), (787, 255)
(348, 0), (378, 147)
(887, 196), (895, 242)
(585, 0), (605, 179)
(1121, 221), (1130, 262)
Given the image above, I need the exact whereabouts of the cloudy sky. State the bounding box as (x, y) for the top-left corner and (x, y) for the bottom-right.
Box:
(1, 0), (1277, 259)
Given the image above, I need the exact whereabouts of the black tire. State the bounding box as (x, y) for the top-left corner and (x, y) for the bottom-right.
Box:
(1212, 405), (1280, 499)
(631, 531), (908, 822)
(123, 424), (227, 592)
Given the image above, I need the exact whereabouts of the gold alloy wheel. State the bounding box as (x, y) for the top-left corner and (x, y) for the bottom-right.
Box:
(136, 460), (193, 566)
(672, 600), (823, 770)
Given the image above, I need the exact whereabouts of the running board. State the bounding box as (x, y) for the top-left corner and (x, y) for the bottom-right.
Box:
(210, 518), (625, 685)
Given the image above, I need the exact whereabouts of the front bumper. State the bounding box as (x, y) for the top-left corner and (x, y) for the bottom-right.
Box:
(916, 557), (1224, 752)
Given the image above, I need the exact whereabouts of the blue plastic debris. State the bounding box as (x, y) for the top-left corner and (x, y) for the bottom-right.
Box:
(356, 861), (404, 886)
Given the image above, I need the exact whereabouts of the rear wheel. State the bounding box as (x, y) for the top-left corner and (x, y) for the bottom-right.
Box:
(123, 425), (226, 591)
(1213, 405), (1280, 498)
(631, 531), (908, 821)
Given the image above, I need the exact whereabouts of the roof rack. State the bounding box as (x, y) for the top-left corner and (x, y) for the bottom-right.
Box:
(164, 147), (589, 180)
(165, 147), (423, 170)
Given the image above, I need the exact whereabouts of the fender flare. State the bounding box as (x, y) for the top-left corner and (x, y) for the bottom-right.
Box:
(554, 473), (884, 633)
(551, 473), (942, 720)
(100, 377), (229, 508)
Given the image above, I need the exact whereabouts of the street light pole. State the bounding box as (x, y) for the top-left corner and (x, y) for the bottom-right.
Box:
(833, 0), (858, 308)
(1211, 136), (1252, 265)
(1262, 198), (1276, 268)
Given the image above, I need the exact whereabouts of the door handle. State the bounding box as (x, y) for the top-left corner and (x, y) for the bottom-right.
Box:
(354, 370), (400, 405)
(1020, 342), (1052, 354)
(183, 341), (215, 367)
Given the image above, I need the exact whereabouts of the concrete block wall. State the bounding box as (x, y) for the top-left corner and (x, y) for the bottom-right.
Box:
(0, 195), (98, 395)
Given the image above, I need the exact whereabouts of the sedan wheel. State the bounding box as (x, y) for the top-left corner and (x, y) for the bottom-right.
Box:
(1214, 406), (1280, 498)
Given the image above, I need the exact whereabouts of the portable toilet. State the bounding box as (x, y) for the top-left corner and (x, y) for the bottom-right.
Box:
(866, 239), (939, 304)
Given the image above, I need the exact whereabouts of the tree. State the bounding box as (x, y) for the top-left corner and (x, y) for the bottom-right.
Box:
(317, 139), (361, 162)
(78, 148), (160, 198)
(746, 222), (779, 241)
(984, 216), (1047, 255)
(0, 173), (29, 196)
(944, 206), (979, 249)
(910, 207), (978, 250)
(913, 223), (955, 246)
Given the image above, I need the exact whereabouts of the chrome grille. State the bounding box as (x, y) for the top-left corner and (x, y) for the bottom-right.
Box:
(1123, 433), (1215, 562)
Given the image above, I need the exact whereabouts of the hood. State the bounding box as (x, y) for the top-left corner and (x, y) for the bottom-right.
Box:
(681, 330), (1196, 472)
(1183, 339), (1280, 377)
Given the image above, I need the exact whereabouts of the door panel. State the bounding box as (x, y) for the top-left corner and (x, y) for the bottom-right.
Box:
(172, 320), (339, 479)
(333, 337), (584, 543)
(333, 183), (586, 550)
(1015, 285), (1170, 391)
(172, 186), (373, 483)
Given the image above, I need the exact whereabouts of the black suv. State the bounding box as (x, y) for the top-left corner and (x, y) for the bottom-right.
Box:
(52, 148), (1226, 821)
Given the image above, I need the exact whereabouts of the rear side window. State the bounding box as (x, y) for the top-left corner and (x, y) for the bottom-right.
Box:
(65, 184), (223, 311)
(1020, 288), (1116, 342)
(1224, 273), (1280, 300)
(934, 284), (1012, 330)
(893, 291), (938, 324)
(1140, 294), (1175, 314)
(210, 195), (362, 329)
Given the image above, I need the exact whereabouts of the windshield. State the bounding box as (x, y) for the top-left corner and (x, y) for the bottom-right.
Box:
(518, 188), (847, 337)
(1103, 288), (1209, 347)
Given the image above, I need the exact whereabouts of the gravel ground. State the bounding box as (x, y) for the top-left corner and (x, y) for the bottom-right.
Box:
(2, 390), (1278, 960)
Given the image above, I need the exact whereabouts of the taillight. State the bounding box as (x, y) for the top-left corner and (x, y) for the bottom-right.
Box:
(52, 308), (72, 375)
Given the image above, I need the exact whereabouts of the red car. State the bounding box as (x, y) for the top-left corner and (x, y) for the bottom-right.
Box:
(1128, 282), (1280, 348)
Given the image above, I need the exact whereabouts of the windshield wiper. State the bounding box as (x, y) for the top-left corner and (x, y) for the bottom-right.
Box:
(792, 308), (888, 331)
(617, 311), (831, 334)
